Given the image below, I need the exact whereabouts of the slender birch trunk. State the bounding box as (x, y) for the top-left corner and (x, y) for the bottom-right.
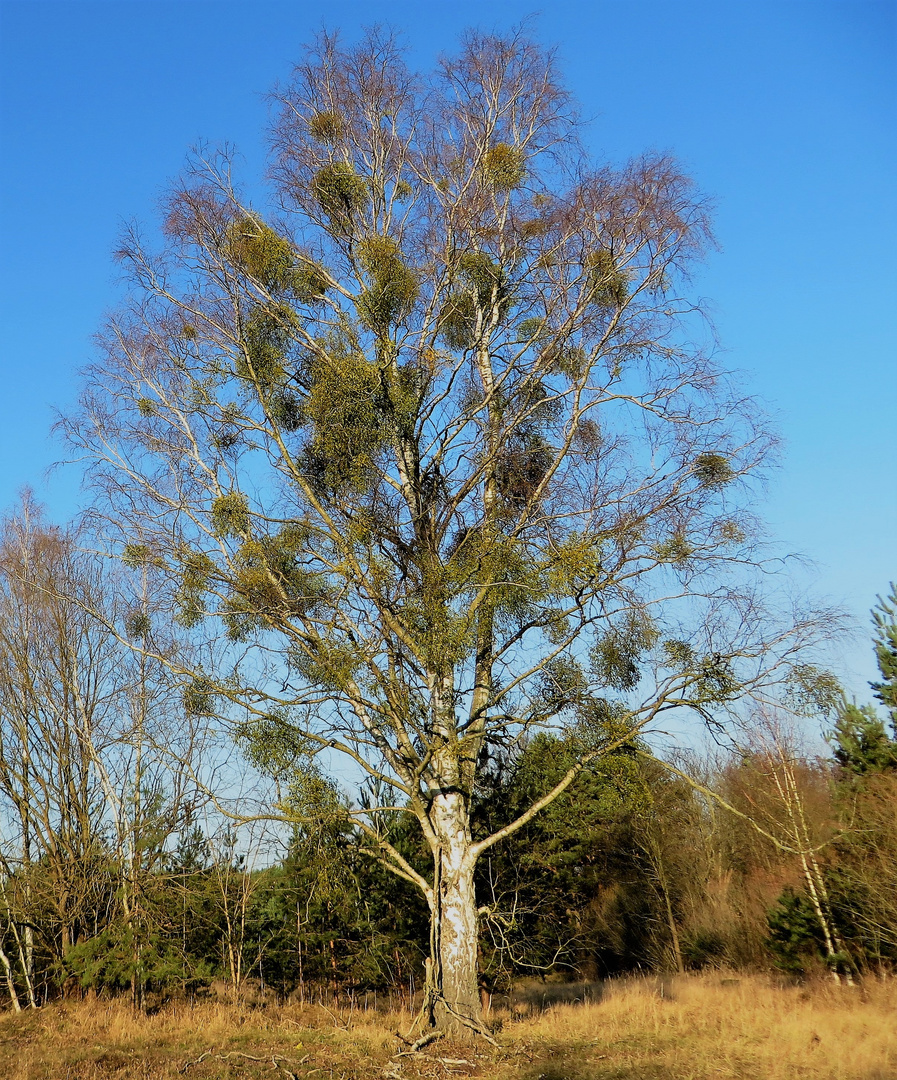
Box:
(769, 739), (854, 985)
(0, 942), (21, 1012)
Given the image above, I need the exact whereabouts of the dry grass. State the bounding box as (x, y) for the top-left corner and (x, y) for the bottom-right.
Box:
(0, 973), (892, 1079)
(509, 973), (897, 1079)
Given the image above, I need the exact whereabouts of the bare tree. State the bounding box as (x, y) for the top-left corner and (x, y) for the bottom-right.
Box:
(63, 29), (836, 1032)
(731, 710), (853, 982)
(0, 497), (208, 1006)
(633, 766), (701, 975)
(0, 498), (120, 1001)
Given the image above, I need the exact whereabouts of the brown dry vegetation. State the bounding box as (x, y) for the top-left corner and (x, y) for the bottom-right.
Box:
(0, 974), (893, 1080)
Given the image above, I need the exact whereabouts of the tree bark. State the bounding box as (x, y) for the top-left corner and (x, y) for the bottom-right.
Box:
(429, 794), (481, 1034)
(0, 943), (21, 1012)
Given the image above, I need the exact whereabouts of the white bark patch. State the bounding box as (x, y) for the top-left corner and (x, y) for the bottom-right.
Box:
(430, 792), (480, 1021)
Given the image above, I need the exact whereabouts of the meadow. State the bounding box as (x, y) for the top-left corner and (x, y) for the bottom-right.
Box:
(0, 974), (893, 1080)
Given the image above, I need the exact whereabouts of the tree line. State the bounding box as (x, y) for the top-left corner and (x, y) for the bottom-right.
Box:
(0, 500), (893, 1011)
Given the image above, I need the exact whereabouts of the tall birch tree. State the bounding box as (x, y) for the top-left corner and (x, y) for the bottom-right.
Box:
(64, 29), (831, 1033)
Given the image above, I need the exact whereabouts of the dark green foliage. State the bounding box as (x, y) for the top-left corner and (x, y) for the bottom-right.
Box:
(495, 431), (552, 508)
(21, 725), (896, 1005)
(830, 588), (897, 774)
(796, 590), (897, 975)
(831, 704), (897, 775)
(310, 163), (368, 231)
(56, 826), (224, 1003)
(230, 810), (429, 998)
(766, 888), (830, 976)
(66, 924), (205, 996)
(826, 779), (897, 972)
(473, 737), (691, 985)
(53, 809), (431, 1004)
(681, 930), (728, 968)
(871, 585), (897, 729)
(0, 850), (119, 1003)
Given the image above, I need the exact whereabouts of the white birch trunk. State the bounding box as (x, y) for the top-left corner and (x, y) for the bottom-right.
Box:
(430, 792), (481, 1032)
(0, 943), (21, 1012)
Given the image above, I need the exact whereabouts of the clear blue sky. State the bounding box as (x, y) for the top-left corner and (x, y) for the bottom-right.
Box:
(0, 0), (894, 701)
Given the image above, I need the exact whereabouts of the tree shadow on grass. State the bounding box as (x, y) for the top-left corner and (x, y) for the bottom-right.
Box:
(510, 980), (606, 1012)
(521, 1059), (671, 1080)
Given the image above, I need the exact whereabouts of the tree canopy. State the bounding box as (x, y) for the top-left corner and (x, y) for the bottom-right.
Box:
(63, 27), (835, 1033)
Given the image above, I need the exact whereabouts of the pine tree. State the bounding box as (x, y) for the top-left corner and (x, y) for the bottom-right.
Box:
(831, 587), (897, 775)
(871, 585), (897, 732)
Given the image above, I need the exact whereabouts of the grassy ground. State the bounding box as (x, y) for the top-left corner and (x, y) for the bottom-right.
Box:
(0, 973), (893, 1080)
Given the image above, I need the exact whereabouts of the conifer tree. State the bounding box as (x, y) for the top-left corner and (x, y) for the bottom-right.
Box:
(832, 587), (897, 775)
(871, 585), (897, 731)
(825, 588), (897, 970)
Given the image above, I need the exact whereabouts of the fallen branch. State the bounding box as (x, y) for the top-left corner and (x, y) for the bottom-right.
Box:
(179, 1049), (307, 1077)
(395, 1030), (442, 1053)
(320, 1002), (352, 1030)
(179, 1051), (212, 1073)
